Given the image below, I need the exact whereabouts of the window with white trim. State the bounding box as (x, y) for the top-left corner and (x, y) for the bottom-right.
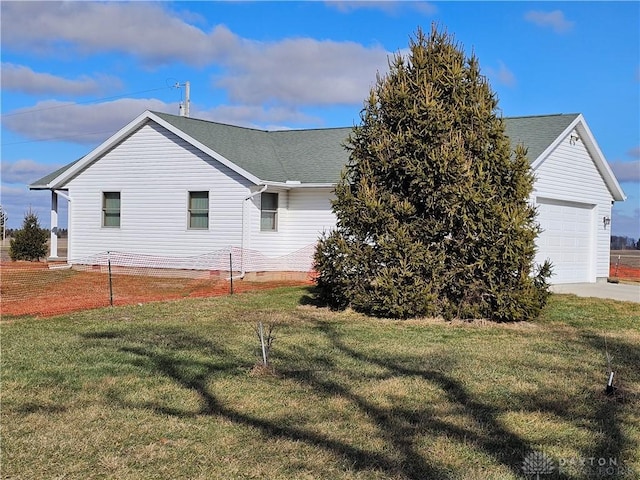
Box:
(102, 192), (121, 227)
(260, 192), (278, 231)
(188, 191), (209, 229)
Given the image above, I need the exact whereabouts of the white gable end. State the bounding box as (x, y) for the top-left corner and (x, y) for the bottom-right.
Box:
(66, 121), (253, 260)
(533, 128), (613, 282)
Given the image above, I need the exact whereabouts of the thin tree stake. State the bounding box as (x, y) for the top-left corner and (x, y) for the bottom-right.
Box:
(259, 321), (268, 366)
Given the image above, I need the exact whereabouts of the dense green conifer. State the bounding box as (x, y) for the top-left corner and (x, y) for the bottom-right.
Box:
(314, 26), (552, 321)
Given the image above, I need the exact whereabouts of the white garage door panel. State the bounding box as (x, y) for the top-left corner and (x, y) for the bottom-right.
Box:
(535, 198), (594, 284)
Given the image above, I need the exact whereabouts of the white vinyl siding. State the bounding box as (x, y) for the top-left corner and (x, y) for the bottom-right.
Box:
(60, 116), (617, 279)
(250, 188), (337, 258)
(66, 121), (252, 260)
(287, 188), (337, 245)
(532, 129), (614, 282)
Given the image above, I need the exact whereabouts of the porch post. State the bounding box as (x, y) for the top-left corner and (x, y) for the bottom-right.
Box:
(50, 190), (58, 259)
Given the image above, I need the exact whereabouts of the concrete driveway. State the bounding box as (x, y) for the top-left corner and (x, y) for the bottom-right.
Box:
(551, 282), (640, 303)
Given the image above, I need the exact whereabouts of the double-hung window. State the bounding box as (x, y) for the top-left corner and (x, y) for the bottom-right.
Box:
(188, 191), (209, 229)
(260, 192), (278, 231)
(102, 192), (121, 227)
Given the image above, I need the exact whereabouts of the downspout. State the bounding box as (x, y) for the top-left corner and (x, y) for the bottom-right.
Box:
(230, 184), (267, 280)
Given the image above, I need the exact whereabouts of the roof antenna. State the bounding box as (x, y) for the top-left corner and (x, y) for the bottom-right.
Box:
(174, 81), (191, 117)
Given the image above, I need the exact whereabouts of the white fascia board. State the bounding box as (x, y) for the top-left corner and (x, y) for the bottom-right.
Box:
(530, 114), (626, 202)
(43, 110), (154, 189)
(147, 112), (262, 186)
(573, 117), (626, 202)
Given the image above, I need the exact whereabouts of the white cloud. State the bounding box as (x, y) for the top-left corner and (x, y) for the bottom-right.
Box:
(413, 2), (439, 16)
(215, 36), (388, 106)
(194, 105), (322, 130)
(1, 159), (63, 185)
(2, 98), (178, 144)
(327, 1), (437, 15)
(1, 63), (122, 96)
(328, 1), (398, 14)
(1, 2), (389, 107)
(524, 10), (574, 34)
(610, 160), (640, 183)
(2, 97), (330, 144)
(0, 2), (233, 67)
(0, 2), (393, 189)
(485, 61), (516, 87)
(628, 146), (640, 158)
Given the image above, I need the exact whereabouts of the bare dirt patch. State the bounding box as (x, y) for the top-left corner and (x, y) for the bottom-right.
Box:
(1, 261), (312, 318)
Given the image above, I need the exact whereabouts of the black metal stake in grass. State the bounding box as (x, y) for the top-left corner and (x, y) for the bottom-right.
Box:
(604, 336), (617, 396)
(107, 251), (113, 307)
(229, 252), (234, 295)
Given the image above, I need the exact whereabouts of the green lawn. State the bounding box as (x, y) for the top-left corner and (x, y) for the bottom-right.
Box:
(2, 288), (639, 479)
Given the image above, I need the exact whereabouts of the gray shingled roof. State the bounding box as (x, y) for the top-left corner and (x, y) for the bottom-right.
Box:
(31, 111), (579, 188)
(30, 157), (83, 189)
(503, 113), (579, 161)
(153, 112), (352, 184)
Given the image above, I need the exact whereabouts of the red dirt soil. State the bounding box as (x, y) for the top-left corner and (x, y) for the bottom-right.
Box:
(1, 261), (313, 318)
(3, 259), (638, 319)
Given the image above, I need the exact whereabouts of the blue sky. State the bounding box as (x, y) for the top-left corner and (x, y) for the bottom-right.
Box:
(1, 1), (639, 238)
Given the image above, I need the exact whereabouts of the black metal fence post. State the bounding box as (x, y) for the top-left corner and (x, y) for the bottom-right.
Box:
(229, 251), (234, 295)
(108, 251), (113, 306)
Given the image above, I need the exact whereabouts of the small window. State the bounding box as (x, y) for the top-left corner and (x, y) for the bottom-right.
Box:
(189, 191), (209, 229)
(102, 192), (121, 227)
(260, 192), (278, 231)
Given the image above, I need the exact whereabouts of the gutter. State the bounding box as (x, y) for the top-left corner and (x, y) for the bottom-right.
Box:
(230, 184), (268, 281)
(263, 180), (336, 189)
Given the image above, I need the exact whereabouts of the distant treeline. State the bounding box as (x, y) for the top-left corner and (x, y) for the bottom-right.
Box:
(3, 228), (68, 238)
(611, 235), (640, 250)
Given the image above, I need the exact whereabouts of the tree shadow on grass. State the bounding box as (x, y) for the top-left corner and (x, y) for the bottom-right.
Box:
(500, 330), (638, 477)
(83, 327), (423, 477)
(82, 317), (620, 479)
(286, 318), (548, 479)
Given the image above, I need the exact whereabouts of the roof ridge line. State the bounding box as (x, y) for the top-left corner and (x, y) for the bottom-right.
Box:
(506, 113), (580, 119)
(152, 110), (354, 134)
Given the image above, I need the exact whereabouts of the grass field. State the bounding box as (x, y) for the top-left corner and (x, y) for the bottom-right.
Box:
(2, 287), (639, 479)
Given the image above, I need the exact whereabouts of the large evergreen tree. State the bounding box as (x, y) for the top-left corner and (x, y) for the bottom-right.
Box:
(314, 26), (551, 321)
(9, 209), (48, 262)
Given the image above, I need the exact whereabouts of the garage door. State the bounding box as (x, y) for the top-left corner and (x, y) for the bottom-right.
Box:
(535, 198), (594, 284)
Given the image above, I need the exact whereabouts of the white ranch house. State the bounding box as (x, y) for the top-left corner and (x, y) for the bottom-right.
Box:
(30, 110), (625, 284)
